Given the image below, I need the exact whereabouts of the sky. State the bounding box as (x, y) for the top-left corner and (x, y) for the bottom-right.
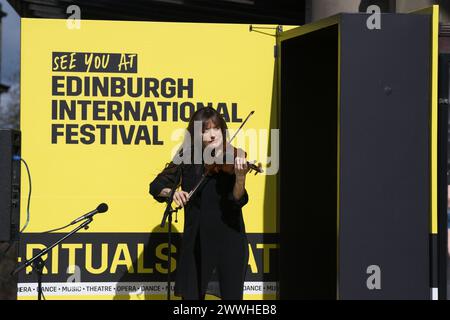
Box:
(0, 0), (20, 86)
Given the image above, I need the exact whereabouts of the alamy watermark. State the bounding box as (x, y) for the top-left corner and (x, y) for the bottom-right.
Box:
(366, 5), (381, 30)
(66, 5), (81, 30)
(169, 121), (279, 175)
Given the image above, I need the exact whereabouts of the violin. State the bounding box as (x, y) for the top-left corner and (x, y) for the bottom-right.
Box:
(204, 142), (263, 175)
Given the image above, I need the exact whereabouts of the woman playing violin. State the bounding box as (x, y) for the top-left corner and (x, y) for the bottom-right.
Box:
(149, 107), (250, 300)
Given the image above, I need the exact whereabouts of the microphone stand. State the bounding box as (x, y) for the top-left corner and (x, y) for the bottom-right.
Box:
(160, 165), (182, 301)
(11, 217), (93, 300)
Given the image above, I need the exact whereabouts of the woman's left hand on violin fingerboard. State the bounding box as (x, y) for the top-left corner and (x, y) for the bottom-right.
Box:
(234, 154), (250, 178)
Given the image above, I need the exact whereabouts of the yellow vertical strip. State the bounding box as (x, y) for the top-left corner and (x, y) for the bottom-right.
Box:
(430, 5), (439, 234)
(409, 5), (439, 234)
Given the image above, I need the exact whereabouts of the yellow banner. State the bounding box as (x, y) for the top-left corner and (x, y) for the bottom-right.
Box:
(19, 18), (280, 300)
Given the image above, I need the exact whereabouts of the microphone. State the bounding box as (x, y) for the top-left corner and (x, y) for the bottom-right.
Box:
(70, 203), (108, 225)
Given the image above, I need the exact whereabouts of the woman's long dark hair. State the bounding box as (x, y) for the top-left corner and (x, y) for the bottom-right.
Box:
(158, 107), (228, 177)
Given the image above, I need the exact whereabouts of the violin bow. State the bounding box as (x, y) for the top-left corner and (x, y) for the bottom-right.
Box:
(228, 110), (262, 175)
(228, 110), (255, 144)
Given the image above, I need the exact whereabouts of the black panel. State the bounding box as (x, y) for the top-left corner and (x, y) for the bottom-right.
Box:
(0, 130), (21, 241)
(438, 54), (450, 299)
(279, 25), (338, 299)
(339, 14), (431, 299)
